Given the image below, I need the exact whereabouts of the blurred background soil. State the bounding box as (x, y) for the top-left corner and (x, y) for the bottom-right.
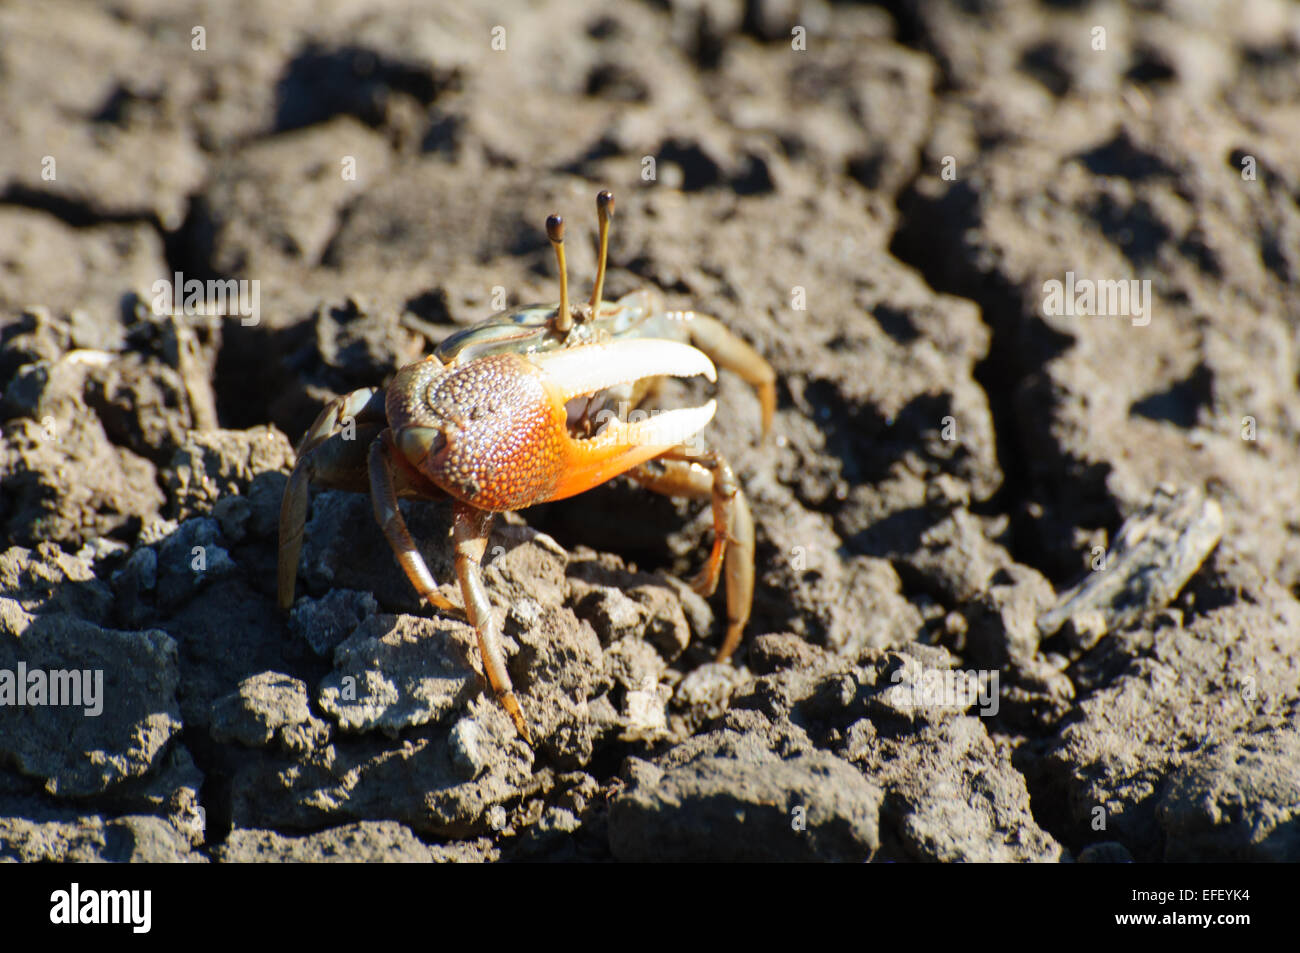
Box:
(1, 0), (1298, 862)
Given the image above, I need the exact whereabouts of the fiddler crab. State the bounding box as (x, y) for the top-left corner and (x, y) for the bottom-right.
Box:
(278, 190), (775, 743)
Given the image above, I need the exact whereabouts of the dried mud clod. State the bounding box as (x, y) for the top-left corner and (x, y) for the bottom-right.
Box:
(3, 0), (1300, 864)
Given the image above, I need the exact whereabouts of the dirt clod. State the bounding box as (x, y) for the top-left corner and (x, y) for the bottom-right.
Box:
(2, 0), (1297, 863)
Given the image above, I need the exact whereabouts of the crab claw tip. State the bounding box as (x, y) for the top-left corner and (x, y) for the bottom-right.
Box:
(600, 398), (717, 450)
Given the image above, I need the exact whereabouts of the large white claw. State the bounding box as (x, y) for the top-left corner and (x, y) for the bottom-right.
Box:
(530, 338), (717, 401)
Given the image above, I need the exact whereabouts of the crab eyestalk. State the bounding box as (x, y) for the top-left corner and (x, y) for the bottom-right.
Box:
(546, 213), (571, 334)
(589, 190), (614, 316)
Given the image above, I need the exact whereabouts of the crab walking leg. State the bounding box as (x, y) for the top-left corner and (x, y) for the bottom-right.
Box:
(365, 432), (461, 614)
(452, 502), (532, 743)
(279, 387), (389, 608)
(672, 312), (776, 437)
(279, 403), (392, 613)
(296, 386), (385, 455)
(279, 429), (380, 608)
(628, 448), (756, 662)
(278, 463), (313, 610)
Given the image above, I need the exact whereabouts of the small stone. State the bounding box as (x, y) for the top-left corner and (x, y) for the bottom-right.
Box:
(609, 730), (881, 862)
(674, 662), (749, 724)
(449, 717), (487, 780)
(163, 426), (295, 520)
(210, 671), (330, 754)
(155, 518), (237, 611)
(1077, 842), (1135, 863)
(213, 494), (252, 544)
(289, 589), (379, 657)
(317, 614), (477, 736)
(215, 822), (434, 863)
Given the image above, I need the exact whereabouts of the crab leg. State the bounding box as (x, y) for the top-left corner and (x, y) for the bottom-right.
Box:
(627, 447), (755, 661)
(296, 386), (386, 455)
(278, 387), (386, 609)
(674, 312), (776, 436)
(451, 502), (531, 743)
(365, 432), (462, 615)
(372, 432), (528, 740)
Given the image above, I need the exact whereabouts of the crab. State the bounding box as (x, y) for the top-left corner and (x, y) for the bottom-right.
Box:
(278, 190), (775, 743)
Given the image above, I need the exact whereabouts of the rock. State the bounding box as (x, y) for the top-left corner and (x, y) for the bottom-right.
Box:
(215, 821), (434, 863)
(85, 350), (217, 466)
(305, 297), (427, 393)
(895, 0), (1300, 593)
(605, 636), (666, 694)
(212, 672), (331, 754)
(894, 508), (1016, 606)
(609, 729), (882, 861)
(620, 683), (671, 739)
(1000, 654), (1076, 731)
(227, 696), (533, 839)
(155, 518), (238, 611)
(1038, 569), (1300, 859)
(0, 813), (205, 863)
(1, 0), (1297, 867)
(747, 632), (834, 675)
(163, 426), (295, 520)
(447, 716), (490, 780)
(570, 582), (649, 645)
(96, 745), (208, 848)
(317, 614), (478, 736)
(1157, 709), (1300, 861)
(289, 588), (379, 657)
(672, 661), (752, 732)
(198, 118), (396, 300)
(0, 616), (181, 797)
(605, 636), (671, 739)
(296, 491), (457, 613)
(846, 715), (1063, 862)
(0, 374), (164, 549)
(755, 486), (925, 656)
(0, 542), (112, 623)
(1077, 842), (1134, 863)
(110, 546), (159, 629)
(212, 494), (252, 544)
(567, 553), (695, 660)
(484, 523), (570, 615)
(245, 471), (289, 541)
(0, 212), (166, 329)
(155, 578), (286, 730)
(963, 563), (1056, 668)
(511, 604), (612, 767)
(861, 644), (996, 725)
(0, 0), (207, 227)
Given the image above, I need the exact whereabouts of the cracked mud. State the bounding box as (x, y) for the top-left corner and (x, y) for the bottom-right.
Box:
(2, 0), (1299, 863)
